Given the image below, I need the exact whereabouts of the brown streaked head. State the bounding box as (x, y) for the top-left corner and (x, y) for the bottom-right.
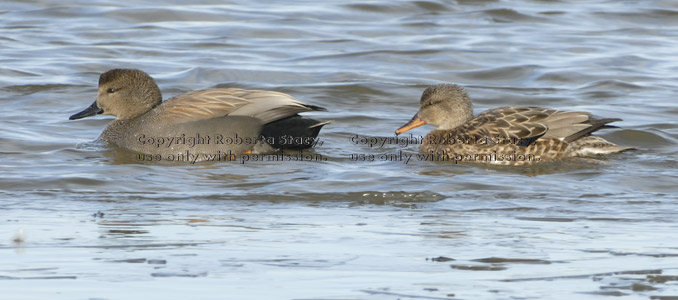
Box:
(395, 84), (473, 135)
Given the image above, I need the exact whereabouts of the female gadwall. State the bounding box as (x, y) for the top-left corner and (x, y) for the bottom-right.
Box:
(70, 69), (328, 161)
(395, 84), (632, 165)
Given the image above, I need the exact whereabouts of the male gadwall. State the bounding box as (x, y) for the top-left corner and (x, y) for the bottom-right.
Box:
(70, 69), (328, 161)
(395, 84), (632, 165)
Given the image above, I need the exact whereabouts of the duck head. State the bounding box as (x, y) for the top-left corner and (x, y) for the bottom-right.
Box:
(70, 69), (162, 120)
(395, 84), (473, 134)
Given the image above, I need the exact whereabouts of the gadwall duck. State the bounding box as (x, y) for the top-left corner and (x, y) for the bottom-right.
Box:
(395, 84), (632, 165)
(70, 69), (328, 161)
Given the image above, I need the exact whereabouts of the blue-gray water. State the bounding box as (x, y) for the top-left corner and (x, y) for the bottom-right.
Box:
(1, 0), (677, 299)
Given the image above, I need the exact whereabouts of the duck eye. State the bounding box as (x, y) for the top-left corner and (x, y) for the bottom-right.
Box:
(428, 101), (434, 106)
(107, 88), (116, 94)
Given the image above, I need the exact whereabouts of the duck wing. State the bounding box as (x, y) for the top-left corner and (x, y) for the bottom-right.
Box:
(460, 107), (619, 146)
(158, 88), (325, 124)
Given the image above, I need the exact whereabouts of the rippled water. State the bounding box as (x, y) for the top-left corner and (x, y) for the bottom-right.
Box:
(1, 0), (677, 299)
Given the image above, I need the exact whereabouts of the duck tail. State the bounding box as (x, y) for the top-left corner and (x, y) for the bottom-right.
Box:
(304, 104), (328, 112)
(568, 136), (635, 156)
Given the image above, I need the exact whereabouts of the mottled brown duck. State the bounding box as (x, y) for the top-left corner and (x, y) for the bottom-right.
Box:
(395, 84), (632, 165)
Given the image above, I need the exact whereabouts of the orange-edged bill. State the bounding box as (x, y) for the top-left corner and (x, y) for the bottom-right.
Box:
(395, 114), (427, 135)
